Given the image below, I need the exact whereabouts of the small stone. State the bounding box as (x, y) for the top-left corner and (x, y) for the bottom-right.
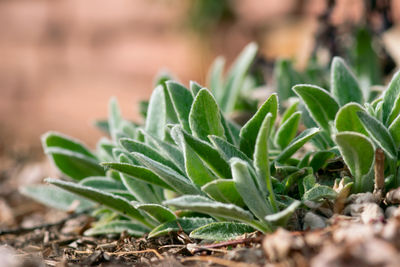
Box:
(360, 203), (384, 224)
(303, 212), (326, 230)
(386, 188), (400, 204)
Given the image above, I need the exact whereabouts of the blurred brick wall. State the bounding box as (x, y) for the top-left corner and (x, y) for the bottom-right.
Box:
(0, 0), (209, 149)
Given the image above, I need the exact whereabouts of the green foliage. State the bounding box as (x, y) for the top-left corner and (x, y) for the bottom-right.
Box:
(22, 43), (343, 241)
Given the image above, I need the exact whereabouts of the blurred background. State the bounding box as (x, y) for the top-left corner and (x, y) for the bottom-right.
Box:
(1, 0), (400, 154)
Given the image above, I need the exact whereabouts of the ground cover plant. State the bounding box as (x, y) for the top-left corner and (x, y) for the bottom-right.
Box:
(20, 42), (400, 244)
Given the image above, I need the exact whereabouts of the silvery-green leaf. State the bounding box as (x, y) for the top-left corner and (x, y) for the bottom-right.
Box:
(275, 128), (320, 163)
(309, 151), (335, 172)
(264, 200), (300, 227)
(302, 174), (316, 192)
(209, 135), (251, 164)
(190, 81), (203, 97)
(42, 132), (97, 159)
(163, 195), (254, 223)
(253, 113), (276, 210)
(357, 111), (397, 159)
(387, 94), (400, 126)
(334, 103), (367, 135)
(46, 178), (153, 228)
(281, 99), (299, 123)
(389, 114), (400, 147)
(201, 180), (245, 207)
(177, 128), (231, 178)
(120, 138), (182, 174)
(102, 162), (173, 190)
(331, 57), (363, 106)
(190, 222), (254, 241)
(334, 132), (374, 192)
(208, 56), (225, 102)
(303, 185), (337, 202)
(44, 147), (104, 180)
(220, 43), (257, 113)
(148, 217), (215, 238)
(145, 85), (166, 139)
(85, 221), (149, 236)
(20, 184), (94, 212)
(231, 159), (273, 220)
(79, 177), (125, 191)
(166, 81), (193, 132)
(240, 94), (278, 157)
(133, 203), (176, 223)
(293, 84), (339, 132)
(220, 113), (238, 145)
(382, 70), (400, 125)
(132, 153), (200, 195)
(189, 88), (225, 141)
(120, 173), (161, 204)
(275, 111), (301, 149)
(94, 119), (110, 135)
(139, 130), (185, 172)
(108, 98), (122, 141)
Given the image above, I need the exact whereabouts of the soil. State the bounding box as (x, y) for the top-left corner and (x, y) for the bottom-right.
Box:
(2, 146), (400, 267)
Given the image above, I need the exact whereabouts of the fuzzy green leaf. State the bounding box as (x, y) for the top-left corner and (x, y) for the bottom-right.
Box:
(331, 57), (363, 106)
(190, 222), (254, 241)
(239, 94), (278, 157)
(145, 85), (166, 139)
(166, 81), (193, 132)
(334, 103), (367, 135)
(264, 200), (300, 227)
(275, 128), (320, 163)
(334, 132), (374, 192)
(201, 180), (245, 207)
(382, 70), (400, 125)
(120, 173), (161, 204)
(209, 135), (252, 164)
(79, 177), (125, 191)
(101, 162), (173, 191)
(177, 128), (231, 178)
(20, 184), (94, 212)
(253, 113), (276, 210)
(231, 159), (273, 220)
(44, 147), (105, 180)
(189, 88), (225, 141)
(357, 111), (397, 159)
(132, 152), (200, 195)
(148, 217), (215, 238)
(134, 203), (176, 223)
(84, 221), (149, 236)
(164, 195), (254, 223)
(293, 84), (339, 132)
(208, 56), (225, 101)
(303, 184), (337, 202)
(389, 114), (400, 147)
(275, 111), (301, 149)
(46, 178), (152, 228)
(42, 132), (97, 159)
(190, 81), (203, 97)
(220, 43), (258, 113)
(120, 138), (182, 174)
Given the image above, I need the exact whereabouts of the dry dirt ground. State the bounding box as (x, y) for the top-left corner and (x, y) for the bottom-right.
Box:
(3, 148), (400, 267)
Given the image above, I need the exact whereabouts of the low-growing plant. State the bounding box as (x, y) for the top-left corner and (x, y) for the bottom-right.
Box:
(293, 56), (400, 194)
(21, 43), (337, 241)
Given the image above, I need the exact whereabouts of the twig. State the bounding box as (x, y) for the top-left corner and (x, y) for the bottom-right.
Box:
(374, 148), (385, 198)
(181, 256), (259, 267)
(0, 209), (90, 236)
(107, 249), (164, 260)
(192, 236), (261, 250)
